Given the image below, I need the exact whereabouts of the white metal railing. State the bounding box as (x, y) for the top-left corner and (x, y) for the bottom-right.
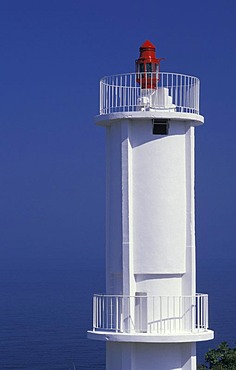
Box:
(99, 72), (200, 115)
(92, 294), (208, 334)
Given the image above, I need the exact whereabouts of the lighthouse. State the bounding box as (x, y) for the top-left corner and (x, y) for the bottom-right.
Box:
(87, 40), (214, 370)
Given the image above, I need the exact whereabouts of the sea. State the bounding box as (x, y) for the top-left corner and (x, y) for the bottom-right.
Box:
(0, 258), (235, 369)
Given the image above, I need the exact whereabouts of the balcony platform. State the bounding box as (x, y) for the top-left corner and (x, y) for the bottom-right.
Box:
(87, 329), (214, 343)
(97, 72), (204, 126)
(95, 110), (204, 126)
(89, 293), (214, 344)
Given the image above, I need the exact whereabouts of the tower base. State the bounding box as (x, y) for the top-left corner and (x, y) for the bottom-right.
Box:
(106, 342), (196, 370)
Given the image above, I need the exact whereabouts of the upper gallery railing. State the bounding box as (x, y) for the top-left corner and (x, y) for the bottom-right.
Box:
(99, 72), (200, 115)
(92, 294), (208, 335)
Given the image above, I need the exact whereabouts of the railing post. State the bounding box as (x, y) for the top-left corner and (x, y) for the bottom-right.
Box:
(192, 295), (196, 332)
(206, 295), (209, 329)
(98, 296), (101, 329)
(160, 296), (163, 333)
(115, 296), (118, 332)
(197, 294), (200, 331)
(110, 297), (113, 329)
(100, 81), (102, 114)
(93, 295), (96, 331)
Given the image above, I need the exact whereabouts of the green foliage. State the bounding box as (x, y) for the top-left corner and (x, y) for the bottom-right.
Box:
(198, 342), (236, 369)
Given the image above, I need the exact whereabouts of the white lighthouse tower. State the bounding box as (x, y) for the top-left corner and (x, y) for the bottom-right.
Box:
(88, 40), (214, 370)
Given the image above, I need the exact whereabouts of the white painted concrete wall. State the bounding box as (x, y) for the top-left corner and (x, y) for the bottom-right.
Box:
(105, 119), (195, 299)
(131, 120), (187, 275)
(107, 342), (196, 370)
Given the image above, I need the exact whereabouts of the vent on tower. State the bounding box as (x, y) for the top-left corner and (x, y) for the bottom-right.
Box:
(152, 119), (169, 135)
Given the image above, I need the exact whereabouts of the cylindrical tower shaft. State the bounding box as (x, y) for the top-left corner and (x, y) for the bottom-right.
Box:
(106, 119), (196, 299)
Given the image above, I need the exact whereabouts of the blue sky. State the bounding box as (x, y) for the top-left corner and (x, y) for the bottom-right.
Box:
(0, 0), (235, 279)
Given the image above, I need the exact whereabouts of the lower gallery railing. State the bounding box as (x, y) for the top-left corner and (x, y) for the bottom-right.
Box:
(92, 294), (209, 334)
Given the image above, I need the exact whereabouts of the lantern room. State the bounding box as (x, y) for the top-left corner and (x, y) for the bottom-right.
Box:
(135, 40), (163, 89)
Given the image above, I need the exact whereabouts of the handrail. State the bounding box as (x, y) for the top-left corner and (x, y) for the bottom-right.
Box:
(92, 293), (208, 334)
(99, 72), (200, 115)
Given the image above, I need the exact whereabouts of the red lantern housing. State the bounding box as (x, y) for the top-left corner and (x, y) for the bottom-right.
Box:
(136, 40), (163, 89)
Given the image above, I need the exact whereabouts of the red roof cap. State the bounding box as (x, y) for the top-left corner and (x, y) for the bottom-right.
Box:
(140, 40), (156, 50)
